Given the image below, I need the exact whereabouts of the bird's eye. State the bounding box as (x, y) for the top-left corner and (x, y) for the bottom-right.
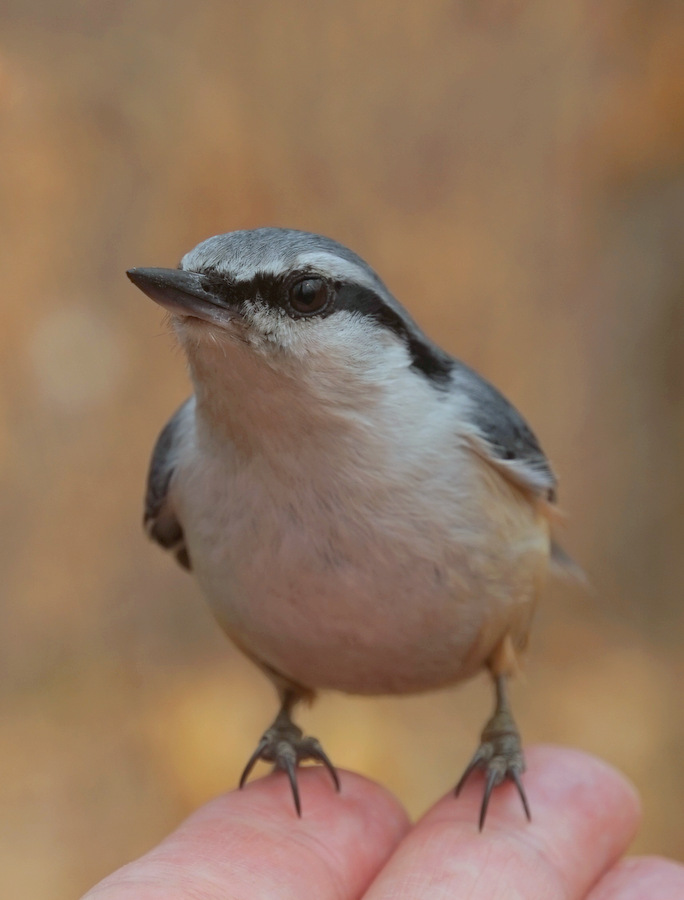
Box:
(289, 278), (330, 316)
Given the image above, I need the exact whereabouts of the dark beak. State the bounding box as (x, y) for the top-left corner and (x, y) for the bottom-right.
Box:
(127, 267), (234, 325)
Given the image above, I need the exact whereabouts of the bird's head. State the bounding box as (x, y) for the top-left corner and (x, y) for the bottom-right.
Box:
(128, 228), (452, 383)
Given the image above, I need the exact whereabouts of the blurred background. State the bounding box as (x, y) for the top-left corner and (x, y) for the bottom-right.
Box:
(1, 1), (683, 896)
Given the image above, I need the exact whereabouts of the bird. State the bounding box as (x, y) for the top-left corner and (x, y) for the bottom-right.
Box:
(127, 227), (565, 829)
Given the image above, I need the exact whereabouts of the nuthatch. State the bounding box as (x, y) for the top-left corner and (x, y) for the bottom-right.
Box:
(128, 228), (566, 828)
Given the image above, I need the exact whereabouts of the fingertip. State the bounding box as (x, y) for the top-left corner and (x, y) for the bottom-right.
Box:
(524, 744), (642, 830)
(588, 856), (684, 899)
(362, 745), (643, 900)
(82, 768), (409, 900)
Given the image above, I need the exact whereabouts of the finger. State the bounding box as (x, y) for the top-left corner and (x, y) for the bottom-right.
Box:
(362, 746), (641, 900)
(587, 856), (684, 899)
(82, 769), (409, 900)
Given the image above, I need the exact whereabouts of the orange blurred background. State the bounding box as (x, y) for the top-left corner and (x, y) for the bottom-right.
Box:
(1, 2), (683, 897)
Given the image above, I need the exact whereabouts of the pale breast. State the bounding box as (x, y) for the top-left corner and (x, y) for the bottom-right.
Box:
(174, 430), (550, 696)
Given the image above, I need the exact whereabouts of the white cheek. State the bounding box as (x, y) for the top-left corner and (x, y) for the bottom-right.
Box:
(305, 313), (392, 365)
(299, 314), (422, 395)
(238, 307), (386, 368)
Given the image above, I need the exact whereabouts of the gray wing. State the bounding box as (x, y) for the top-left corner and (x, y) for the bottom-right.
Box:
(452, 362), (557, 502)
(144, 398), (193, 570)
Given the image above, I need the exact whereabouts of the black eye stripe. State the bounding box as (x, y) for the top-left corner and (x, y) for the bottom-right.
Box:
(201, 269), (335, 319)
(197, 269), (453, 387)
(334, 283), (453, 385)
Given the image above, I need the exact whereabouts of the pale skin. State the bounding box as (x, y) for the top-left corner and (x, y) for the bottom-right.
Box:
(83, 746), (684, 900)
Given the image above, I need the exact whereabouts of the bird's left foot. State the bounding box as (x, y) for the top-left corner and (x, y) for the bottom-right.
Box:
(239, 705), (339, 816)
(455, 676), (530, 830)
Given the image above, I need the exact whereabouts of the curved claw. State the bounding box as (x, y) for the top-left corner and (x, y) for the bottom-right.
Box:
(281, 754), (302, 817)
(307, 739), (341, 792)
(511, 769), (531, 821)
(455, 744), (531, 829)
(239, 738), (268, 789)
(239, 724), (338, 816)
(454, 749), (485, 797)
(479, 767), (500, 831)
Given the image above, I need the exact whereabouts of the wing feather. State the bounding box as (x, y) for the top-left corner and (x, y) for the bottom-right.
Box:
(452, 362), (557, 503)
(144, 398), (193, 571)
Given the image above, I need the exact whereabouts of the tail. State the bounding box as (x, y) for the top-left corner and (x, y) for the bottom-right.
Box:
(550, 540), (587, 584)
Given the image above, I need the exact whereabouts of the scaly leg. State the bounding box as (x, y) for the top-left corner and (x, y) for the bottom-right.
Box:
(455, 673), (530, 830)
(239, 688), (339, 816)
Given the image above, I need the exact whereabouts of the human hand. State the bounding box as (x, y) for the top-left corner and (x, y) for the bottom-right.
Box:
(82, 746), (684, 899)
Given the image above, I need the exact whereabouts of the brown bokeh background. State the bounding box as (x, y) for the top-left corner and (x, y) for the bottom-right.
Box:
(2, 2), (683, 897)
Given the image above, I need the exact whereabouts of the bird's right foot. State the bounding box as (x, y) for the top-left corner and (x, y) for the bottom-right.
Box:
(239, 707), (339, 816)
